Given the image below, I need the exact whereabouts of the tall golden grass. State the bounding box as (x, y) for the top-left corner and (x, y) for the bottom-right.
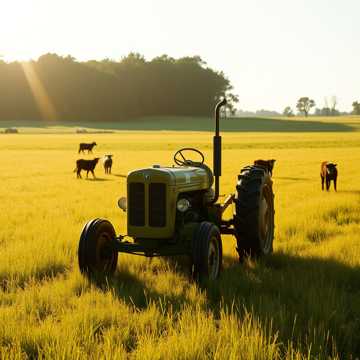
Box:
(1, 124), (360, 359)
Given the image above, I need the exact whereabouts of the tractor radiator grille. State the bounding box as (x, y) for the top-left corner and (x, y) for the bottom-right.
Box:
(149, 183), (166, 227)
(129, 183), (145, 226)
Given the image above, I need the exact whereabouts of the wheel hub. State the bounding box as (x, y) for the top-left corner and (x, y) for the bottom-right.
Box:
(96, 233), (115, 271)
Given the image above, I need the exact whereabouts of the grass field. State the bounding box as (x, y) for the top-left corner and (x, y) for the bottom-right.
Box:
(1, 116), (360, 359)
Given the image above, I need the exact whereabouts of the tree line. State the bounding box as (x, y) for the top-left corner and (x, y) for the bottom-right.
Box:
(0, 53), (238, 121)
(352, 101), (360, 115)
(284, 96), (359, 117)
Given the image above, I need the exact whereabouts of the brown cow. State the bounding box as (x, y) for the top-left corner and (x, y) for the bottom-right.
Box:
(254, 159), (276, 176)
(320, 161), (337, 191)
(74, 158), (100, 178)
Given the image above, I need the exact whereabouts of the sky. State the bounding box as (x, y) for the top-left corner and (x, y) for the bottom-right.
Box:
(1, 0), (359, 112)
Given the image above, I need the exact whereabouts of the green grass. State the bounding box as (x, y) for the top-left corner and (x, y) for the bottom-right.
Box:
(1, 114), (360, 133)
(1, 119), (360, 359)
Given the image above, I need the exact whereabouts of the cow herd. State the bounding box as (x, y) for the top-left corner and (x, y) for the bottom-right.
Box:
(73, 143), (338, 191)
(74, 141), (113, 178)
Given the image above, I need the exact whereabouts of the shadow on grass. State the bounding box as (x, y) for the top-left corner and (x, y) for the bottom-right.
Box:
(87, 249), (360, 357)
(93, 263), (192, 313)
(0, 263), (68, 291)
(112, 174), (127, 178)
(337, 190), (360, 196)
(84, 177), (112, 182)
(2, 117), (356, 132)
(275, 176), (313, 181)
(206, 252), (360, 357)
(108, 250), (360, 356)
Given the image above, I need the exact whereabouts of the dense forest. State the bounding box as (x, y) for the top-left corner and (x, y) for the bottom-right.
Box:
(0, 53), (238, 121)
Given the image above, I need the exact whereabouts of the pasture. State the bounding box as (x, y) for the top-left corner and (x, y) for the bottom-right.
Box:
(1, 116), (360, 359)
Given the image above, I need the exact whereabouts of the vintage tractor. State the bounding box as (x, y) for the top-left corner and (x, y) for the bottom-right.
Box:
(78, 99), (274, 281)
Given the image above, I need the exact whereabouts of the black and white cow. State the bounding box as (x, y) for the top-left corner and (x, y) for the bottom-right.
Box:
(103, 155), (113, 174)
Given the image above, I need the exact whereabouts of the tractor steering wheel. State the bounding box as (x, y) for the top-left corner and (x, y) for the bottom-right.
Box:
(174, 148), (205, 166)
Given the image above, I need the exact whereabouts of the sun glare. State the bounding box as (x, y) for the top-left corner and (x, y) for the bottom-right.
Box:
(21, 61), (57, 121)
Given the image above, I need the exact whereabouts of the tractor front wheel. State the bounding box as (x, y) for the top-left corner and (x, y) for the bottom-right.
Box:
(78, 218), (118, 277)
(192, 222), (222, 281)
(234, 165), (274, 260)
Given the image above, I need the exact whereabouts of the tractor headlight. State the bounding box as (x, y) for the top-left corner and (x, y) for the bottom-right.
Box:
(117, 197), (127, 212)
(177, 198), (190, 212)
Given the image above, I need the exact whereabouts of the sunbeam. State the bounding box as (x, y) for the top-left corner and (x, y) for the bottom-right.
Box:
(21, 61), (57, 121)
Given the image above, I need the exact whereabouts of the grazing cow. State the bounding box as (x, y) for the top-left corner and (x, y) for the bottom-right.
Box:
(103, 155), (113, 174)
(254, 159), (276, 176)
(320, 161), (337, 191)
(78, 142), (97, 154)
(74, 158), (100, 178)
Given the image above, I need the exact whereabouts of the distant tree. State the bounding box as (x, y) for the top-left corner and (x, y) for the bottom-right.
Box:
(315, 96), (340, 116)
(323, 107), (331, 116)
(316, 106), (327, 116)
(296, 97), (315, 117)
(283, 106), (294, 117)
(224, 93), (239, 115)
(352, 101), (360, 115)
(319, 97), (330, 116)
(329, 96), (337, 115)
(315, 107), (340, 116)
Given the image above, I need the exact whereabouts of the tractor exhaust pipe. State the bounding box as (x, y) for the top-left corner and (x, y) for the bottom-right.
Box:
(212, 97), (227, 204)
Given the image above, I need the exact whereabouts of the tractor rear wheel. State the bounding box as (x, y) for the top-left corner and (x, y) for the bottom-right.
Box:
(234, 165), (274, 259)
(78, 218), (118, 277)
(192, 222), (222, 281)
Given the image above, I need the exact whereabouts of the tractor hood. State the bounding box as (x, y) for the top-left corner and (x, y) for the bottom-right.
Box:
(127, 165), (211, 190)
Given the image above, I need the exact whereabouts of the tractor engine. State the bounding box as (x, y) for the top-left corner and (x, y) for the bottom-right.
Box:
(127, 165), (213, 239)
